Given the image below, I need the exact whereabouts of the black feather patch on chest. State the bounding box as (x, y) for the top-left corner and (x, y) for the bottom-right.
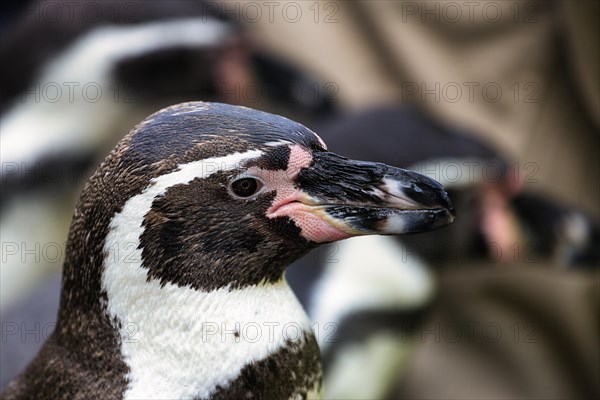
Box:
(205, 332), (322, 400)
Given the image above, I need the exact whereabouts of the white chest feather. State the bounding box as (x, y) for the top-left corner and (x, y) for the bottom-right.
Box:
(104, 275), (310, 400)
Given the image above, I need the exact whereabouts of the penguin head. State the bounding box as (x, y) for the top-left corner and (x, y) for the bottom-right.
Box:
(68, 102), (454, 293)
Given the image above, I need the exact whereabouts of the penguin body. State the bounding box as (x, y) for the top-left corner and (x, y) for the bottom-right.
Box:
(2, 102), (453, 399)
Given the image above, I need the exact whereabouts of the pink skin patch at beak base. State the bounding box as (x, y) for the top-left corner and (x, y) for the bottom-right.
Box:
(270, 201), (352, 243)
(260, 145), (350, 243)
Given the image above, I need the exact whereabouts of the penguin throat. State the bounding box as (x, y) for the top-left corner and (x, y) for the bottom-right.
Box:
(102, 268), (313, 399)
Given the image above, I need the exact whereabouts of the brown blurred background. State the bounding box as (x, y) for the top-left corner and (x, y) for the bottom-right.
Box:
(245, 0), (599, 216)
(1, 1), (598, 399)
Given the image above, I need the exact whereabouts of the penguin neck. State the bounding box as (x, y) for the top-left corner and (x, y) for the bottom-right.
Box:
(102, 263), (309, 331)
(102, 253), (313, 399)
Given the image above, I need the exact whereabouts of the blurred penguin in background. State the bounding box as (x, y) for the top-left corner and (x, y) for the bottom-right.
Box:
(0, 0), (336, 388)
(286, 105), (599, 399)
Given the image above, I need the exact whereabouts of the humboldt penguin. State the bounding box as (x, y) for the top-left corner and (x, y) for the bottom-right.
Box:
(2, 102), (454, 399)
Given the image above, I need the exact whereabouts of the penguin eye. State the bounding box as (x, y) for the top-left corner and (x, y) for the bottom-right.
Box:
(230, 177), (262, 198)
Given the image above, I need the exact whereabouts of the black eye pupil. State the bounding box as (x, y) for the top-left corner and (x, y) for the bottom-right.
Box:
(231, 178), (259, 197)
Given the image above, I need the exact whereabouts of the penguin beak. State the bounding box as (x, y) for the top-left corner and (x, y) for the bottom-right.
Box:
(292, 151), (455, 238)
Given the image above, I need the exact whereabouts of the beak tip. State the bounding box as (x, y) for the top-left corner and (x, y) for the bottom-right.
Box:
(447, 210), (456, 224)
(442, 190), (455, 218)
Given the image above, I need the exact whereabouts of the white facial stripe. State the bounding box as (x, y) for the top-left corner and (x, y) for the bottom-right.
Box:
(153, 150), (263, 191)
(264, 139), (293, 147)
(102, 149), (315, 398)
